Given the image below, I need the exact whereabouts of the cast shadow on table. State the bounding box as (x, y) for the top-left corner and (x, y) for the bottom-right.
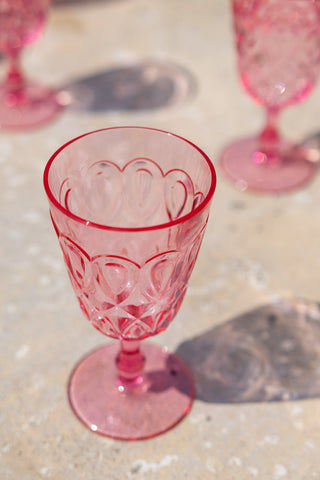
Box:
(175, 299), (320, 404)
(62, 60), (196, 112)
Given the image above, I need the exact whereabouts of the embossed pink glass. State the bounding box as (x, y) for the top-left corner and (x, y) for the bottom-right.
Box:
(43, 126), (216, 440)
(0, 0), (62, 129)
(220, 0), (320, 193)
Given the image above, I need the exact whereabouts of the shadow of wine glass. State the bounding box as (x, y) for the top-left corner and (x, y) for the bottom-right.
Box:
(176, 298), (320, 403)
(62, 60), (196, 112)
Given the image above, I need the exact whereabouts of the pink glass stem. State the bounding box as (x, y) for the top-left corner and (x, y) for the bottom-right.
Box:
(259, 108), (280, 159)
(5, 51), (26, 100)
(116, 340), (146, 386)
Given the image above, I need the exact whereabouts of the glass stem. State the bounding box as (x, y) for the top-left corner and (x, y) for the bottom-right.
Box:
(259, 108), (280, 154)
(116, 340), (146, 386)
(5, 51), (25, 94)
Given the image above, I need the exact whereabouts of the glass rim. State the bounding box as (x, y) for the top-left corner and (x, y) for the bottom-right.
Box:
(43, 126), (217, 232)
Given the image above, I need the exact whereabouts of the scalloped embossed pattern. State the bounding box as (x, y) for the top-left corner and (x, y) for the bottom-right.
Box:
(58, 157), (205, 228)
(53, 158), (208, 340)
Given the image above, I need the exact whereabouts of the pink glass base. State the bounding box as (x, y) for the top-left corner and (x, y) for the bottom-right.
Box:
(0, 80), (63, 129)
(68, 342), (195, 441)
(220, 137), (316, 194)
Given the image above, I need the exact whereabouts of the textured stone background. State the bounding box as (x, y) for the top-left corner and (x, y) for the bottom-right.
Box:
(1, 1), (320, 478)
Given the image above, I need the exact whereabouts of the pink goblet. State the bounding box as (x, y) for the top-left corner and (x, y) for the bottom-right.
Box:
(44, 126), (216, 440)
(0, 0), (62, 129)
(220, 0), (320, 193)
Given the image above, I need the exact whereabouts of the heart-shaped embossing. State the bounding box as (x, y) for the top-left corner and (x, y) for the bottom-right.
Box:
(176, 212), (208, 250)
(142, 251), (183, 300)
(192, 191), (205, 210)
(59, 235), (91, 291)
(92, 255), (140, 304)
(123, 157), (164, 224)
(181, 228), (206, 282)
(85, 161), (122, 224)
(59, 177), (73, 211)
(164, 169), (194, 221)
(58, 159), (201, 228)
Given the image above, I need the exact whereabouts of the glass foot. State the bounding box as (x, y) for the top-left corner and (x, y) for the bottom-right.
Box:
(220, 137), (316, 194)
(68, 342), (195, 440)
(0, 81), (64, 129)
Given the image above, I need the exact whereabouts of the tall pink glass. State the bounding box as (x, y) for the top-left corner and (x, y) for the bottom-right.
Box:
(220, 0), (320, 194)
(0, 0), (62, 129)
(43, 126), (216, 440)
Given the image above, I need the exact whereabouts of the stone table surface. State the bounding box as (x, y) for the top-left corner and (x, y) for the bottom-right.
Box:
(2, 0), (320, 479)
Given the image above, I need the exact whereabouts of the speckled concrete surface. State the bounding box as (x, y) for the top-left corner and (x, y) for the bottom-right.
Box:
(2, 1), (320, 478)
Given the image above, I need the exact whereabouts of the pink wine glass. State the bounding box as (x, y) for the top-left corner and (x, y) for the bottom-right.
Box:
(43, 126), (216, 440)
(0, 0), (62, 129)
(220, 0), (320, 193)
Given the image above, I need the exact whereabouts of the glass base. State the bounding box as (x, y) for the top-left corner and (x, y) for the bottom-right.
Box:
(68, 342), (195, 440)
(0, 81), (64, 129)
(220, 137), (316, 194)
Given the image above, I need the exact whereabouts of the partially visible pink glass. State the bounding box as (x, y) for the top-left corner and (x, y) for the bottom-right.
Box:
(0, 0), (63, 129)
(43, 126), (216, 440)
(220, 0), (320, 193)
